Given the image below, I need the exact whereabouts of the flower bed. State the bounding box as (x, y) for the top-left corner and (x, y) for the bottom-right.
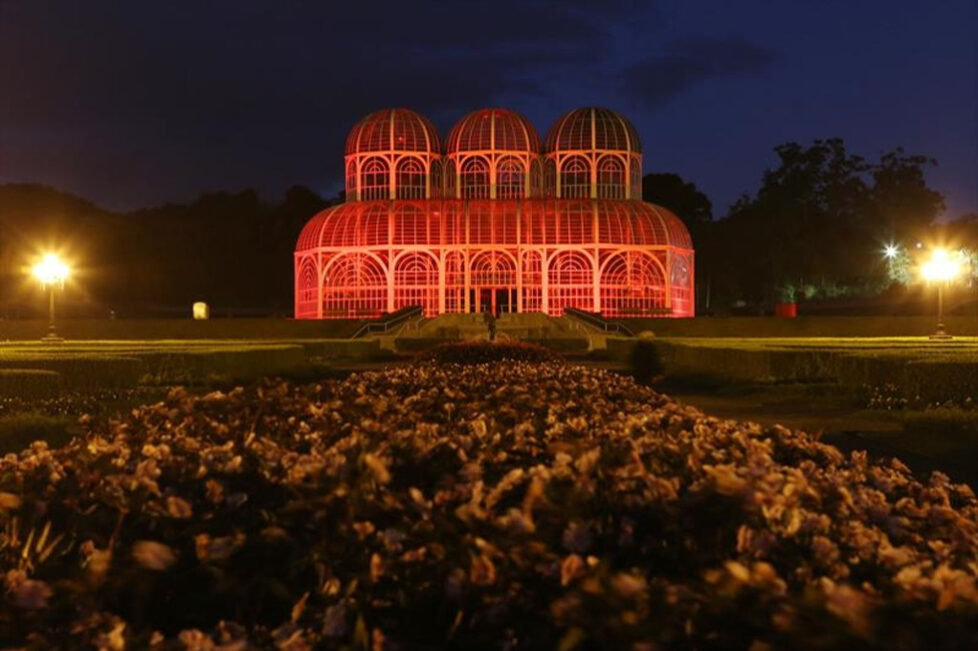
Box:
(1, 354), (976, 648)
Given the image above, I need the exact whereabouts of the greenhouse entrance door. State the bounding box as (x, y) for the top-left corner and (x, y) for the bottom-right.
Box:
(470, 287), (514, 315)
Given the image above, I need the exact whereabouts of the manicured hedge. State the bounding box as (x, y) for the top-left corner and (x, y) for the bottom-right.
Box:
(656, 339), (978, 402)
(135, 345), (308, 384)
(621, 316), (978, 338)
(0, 344), (310, 391)
(0, 369), (61, 399)
(0, 318), (363, 340)
(0, 355), (143, 390)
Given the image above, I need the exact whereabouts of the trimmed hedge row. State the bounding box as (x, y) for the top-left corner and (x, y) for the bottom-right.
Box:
(0, 318), (363, 340)
(655, 341), (978, 402)
(621, 315), (978, 338)
(0, 355), (143, 390)
(0, 369), (61, 399)
(0, 345), (311, 393)
(135, 345), (308, 384)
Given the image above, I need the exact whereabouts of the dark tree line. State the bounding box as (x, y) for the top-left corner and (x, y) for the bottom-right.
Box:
(0, 184), (331, 318)
(644, 139), (955, 311)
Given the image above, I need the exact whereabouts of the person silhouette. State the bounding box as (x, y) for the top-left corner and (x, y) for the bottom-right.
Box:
(484, 310), (497, 341)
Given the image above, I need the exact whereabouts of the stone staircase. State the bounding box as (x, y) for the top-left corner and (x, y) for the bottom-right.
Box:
(495, 312), (589, 339)
(391, 311), (597, 346)
(376, 311), (625, 353)
(414, 313), (491, 340)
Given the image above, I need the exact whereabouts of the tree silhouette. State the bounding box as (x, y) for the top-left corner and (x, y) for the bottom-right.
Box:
(710, 139), (944, 307)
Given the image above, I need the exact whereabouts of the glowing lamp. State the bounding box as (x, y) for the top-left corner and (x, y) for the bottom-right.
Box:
(920, 248), (960, 283)
(193, 302), (210, 320)
(31, 253), (70, 343)
(920, 248), (961, 340)
(882, 244), (899, 259)
(32, 253), (70, 287)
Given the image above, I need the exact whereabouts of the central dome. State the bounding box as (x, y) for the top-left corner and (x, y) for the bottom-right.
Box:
(444, 108), (541, 200)
(446, 108), (540, 154)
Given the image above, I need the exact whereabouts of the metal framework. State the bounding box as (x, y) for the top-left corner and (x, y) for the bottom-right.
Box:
(345, 108), (442, 200)
(298, 107), (694, 319)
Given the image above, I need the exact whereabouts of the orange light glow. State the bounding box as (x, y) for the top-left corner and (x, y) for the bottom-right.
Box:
(920, 249), (960, 282)
(32, 253), (70, 286)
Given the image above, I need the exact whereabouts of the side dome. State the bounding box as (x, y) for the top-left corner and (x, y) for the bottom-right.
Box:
(344, 108), (443, 201)
(543, 107), (642, 200)
(295, 202), (392, 251)
(444, 108), (542, 200)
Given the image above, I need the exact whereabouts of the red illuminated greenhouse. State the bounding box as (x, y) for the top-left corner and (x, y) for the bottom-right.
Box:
(295, 107), (694, 318)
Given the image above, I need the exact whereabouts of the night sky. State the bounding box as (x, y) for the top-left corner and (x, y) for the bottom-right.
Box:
(2, 1), (976, 218)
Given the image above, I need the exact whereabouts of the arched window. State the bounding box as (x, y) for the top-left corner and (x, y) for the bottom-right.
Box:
(670, 253), (693, 317)
(495, 157), (525, 199)
(600, 252), (665, 317)
(322, 253), (388, 318)
(345, 160), (357, 199)
(470, 251), (517, 288)
(296, 258), (319, 318)
(393, 252), (439, 316)
(521, 250), (542, 312)
(360, 157), (390, 200)
(395, 157), (426, 199)
(560, 156), (591, 199)
(460, 156), (490, 199)
(547, 250), (594, 314)
(597, 156), (626, 199)
(444, 251), (466, 313)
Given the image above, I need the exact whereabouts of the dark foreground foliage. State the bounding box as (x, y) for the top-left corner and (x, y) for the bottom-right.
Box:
(1, 357), (977, 649)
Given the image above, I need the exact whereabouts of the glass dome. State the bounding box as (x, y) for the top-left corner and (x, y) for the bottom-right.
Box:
(344, 108), (442, 201)
(544, 107), (643, 200)
(444, 108), (541, 199)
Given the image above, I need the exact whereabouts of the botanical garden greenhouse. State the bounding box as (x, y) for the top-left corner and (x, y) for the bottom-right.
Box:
(294, 107), (694, 319)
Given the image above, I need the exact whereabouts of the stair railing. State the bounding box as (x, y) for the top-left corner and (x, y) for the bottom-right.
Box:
(563, 307), (635, 337)
(352, 305), (423, 338)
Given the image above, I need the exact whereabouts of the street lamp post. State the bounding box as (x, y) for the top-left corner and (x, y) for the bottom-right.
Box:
(32, 254), (70, 343)
(920, 248), (960, 340)
(932, 281), (950, 340)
